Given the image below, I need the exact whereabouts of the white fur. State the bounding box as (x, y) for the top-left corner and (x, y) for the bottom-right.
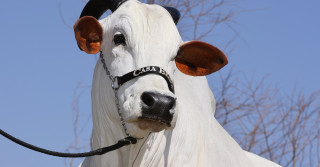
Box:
(79, 0), (281, 166)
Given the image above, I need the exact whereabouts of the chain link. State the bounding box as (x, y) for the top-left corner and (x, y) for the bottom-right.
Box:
(100, 52), (114, 82)
(113, 88), (129, 136)
(99, 51), (131, 137)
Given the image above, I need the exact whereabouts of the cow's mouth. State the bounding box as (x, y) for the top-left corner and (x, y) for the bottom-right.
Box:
(136, 117), (171, 132)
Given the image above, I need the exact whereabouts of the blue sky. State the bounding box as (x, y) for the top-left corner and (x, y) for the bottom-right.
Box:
(0, 0), (319, 166)
(209, 0), (320, 95)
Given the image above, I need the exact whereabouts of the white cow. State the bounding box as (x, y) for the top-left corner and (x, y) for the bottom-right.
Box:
(74, 0), (281, 166)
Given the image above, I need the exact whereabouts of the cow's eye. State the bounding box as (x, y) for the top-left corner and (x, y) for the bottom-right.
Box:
(113, 34), (126, 46)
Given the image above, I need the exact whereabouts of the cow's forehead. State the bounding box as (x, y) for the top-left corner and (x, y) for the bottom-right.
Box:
(98, 0), (182, 72)
(119, 1), (180, 38)
(102, 1), (182, 53)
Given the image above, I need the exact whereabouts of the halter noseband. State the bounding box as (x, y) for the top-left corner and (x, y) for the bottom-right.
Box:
(112, 65), (175, 93)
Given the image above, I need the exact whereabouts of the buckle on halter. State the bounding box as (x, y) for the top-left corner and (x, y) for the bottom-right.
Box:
(112, 77), (119, 90)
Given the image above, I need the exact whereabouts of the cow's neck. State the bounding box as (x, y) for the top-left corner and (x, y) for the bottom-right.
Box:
(89, 116), (168, 167)
(87, 93), (205, 167)
(83, 66), (253, 167)
(86, 87), (168, 166)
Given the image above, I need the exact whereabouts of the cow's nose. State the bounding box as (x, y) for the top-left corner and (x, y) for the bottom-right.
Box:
(140, 92), (175, 125)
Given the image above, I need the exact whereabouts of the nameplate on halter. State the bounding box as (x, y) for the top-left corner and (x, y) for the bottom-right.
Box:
(116, 66), (174, 93)
(133, 66), (157, 76)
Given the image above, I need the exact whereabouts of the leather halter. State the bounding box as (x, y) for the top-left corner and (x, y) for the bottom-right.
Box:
(113, 66), (175, 93)
(99, 52), (175, 93)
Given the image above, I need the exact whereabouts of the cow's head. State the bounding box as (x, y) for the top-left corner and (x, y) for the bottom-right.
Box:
(74, 0), (228, 138)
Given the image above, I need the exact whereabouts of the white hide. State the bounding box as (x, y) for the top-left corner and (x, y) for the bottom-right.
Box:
(79, 0), (281, 166)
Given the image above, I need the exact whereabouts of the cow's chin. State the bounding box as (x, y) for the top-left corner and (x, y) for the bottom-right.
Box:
(136, 119), (169, 132)
(125, 119), (173, 138)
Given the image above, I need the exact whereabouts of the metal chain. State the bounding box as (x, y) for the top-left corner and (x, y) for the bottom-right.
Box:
(100, 52), (114, 83)
(99, 52), (132, 137)
(113, 88), (129, 136)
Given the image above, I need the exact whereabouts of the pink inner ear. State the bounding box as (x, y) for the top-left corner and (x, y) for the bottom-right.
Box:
(175, 41), (228, 76)
(74, 16), (103, 54)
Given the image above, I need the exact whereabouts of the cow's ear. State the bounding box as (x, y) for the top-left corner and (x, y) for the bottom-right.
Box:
(74, 16), (103, 54)
(175, 41), (228, 76)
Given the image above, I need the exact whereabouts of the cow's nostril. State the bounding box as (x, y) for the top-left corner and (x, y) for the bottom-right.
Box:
(141, 92), (155, 107)
(140, 92), (175, 110)
(140, 92), (175, 126)
(168, 100), (175, 111)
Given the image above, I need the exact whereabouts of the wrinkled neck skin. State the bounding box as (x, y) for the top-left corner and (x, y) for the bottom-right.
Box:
(80, 61), (256, 167)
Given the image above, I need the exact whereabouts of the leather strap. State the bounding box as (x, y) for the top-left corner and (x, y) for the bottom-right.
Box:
(114, 66), (175, 93)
